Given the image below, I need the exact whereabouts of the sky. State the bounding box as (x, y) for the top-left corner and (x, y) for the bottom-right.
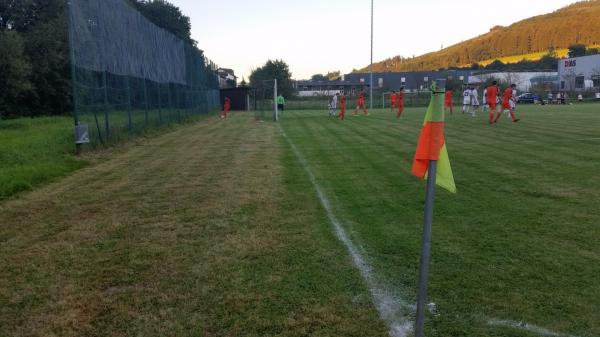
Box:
(170, 0), (580, 80)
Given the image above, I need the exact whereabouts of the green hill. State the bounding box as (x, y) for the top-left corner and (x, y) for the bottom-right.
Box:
(359, 0), (600, 72)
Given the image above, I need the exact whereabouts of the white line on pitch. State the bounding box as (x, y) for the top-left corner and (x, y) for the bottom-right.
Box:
(280, 125), (413, 337)
(487, 318), (583, 337)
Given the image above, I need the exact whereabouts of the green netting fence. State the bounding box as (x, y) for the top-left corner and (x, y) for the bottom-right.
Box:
(67, 0), (220, 146)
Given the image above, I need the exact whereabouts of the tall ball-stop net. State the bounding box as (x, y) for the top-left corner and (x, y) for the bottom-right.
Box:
(67, 0), (220, 145)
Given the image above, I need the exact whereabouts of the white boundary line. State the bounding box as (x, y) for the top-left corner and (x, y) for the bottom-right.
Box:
(280, 126), (413, 337)
(279, 124), (584, 337)
(487, 319), (583, 337)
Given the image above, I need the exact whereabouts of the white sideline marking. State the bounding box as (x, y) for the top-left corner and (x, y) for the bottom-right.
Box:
(487, 319), (583, 337)
(280, 125), (582, 337)
(280, 126), (413, 337)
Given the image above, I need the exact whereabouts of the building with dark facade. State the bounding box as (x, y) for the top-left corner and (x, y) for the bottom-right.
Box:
(343, 70), (474, 91)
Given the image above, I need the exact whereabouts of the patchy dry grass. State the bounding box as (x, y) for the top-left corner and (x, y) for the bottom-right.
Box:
(0, 113), (388, 337)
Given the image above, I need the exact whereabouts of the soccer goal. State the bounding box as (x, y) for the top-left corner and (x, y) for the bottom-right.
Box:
(382, 91), (433, 109)
(252, 79), (282, 122)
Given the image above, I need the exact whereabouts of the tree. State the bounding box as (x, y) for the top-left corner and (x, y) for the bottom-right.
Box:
(239, 77), (248, 87)
(311, 74), (327, 81)
(486, 60), (506, 71)
(0, 0), (49, 32)
(0, 30), (32, 118)
(128, 0), (194, 45)
(537, 53), (558, 70)
(568, 44), (587, 58)
(22, 12), (72, 116)
(326, 71), (341, 81)
(249, 59), (294, 98)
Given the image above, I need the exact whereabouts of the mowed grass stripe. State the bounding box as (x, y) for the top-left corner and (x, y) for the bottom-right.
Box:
(282, 112), (427, 294)
(0, 112), (389, 337)
(280, 105), (600, 337)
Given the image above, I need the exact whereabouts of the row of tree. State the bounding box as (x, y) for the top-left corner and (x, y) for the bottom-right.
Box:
(310, 71), (341, 82)
(0, 0), (70, 118)
(249, 60), (294, 98)
(0, 0), (199, 119)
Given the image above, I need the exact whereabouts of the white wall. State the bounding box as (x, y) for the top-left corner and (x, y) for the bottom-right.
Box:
(468, 72), (557, 92)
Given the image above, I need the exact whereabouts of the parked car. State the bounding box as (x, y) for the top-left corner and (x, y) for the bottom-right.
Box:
(517, 93), (540, 104)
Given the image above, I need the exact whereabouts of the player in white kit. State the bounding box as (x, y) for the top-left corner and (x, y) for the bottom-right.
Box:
(470, 86), (480, 117)
(482, 87), (489, 112)
(329, 93), (338, 117)
(462, 87), (472, 114)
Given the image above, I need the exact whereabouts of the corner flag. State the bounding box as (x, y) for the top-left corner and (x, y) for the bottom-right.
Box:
(412, 82), (457, 337)
(412, 84), (456, 193)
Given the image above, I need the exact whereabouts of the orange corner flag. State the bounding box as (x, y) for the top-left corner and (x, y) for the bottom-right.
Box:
(412, 84), (456, 193)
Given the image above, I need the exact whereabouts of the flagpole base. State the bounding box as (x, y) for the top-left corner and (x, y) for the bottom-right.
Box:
(415, 160), (437, 337)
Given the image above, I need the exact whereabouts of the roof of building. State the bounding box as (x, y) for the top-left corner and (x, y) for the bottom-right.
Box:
(217, 68), (237, 78)
(295, 80), (369, 87)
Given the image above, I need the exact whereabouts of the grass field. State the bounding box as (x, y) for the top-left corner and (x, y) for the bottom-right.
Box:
(1, 103), (599, 336)
(0, 117), (87, 200)
(0, 113), (213, 200)
(279, 104), (600, 336)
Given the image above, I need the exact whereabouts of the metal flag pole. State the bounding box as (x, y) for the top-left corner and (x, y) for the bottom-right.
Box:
(415, 160), (437, 337)
(273, 79), (278, 122)
(369, 0), (374, 110)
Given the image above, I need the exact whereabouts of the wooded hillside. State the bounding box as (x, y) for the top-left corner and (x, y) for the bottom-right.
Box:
(359, 0), (600, 72)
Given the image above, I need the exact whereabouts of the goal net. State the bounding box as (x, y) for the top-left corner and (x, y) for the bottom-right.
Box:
(381, 91), (433, 109)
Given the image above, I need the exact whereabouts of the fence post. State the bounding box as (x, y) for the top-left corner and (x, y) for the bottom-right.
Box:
(66, 0), (82, 154)
(125, 75), (132, 133)
(274, 79), (278, 122)
(142, 78), (149, 125)
(167, 82), (173, 122)
(103, 70), (110, 138)
(157, 82), (163, 124)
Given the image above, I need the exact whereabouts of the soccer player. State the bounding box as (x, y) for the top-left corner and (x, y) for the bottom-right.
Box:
(277, 94), (285, 111)
(354, 90), (368, 115)
(462, 87), (472, 114)
(497, 83), (520, 123)
(486, 81), (499, 124)
(339, 93), (346, 120)
(390, 90), (397, 112)
(329, 93), (338, 117)
(444, 89), (453, 114)
(482, 87), (489, 113)
(221, 96), (231, 119)
(470, 86), (480, 117)
(396, 87), (405, 119)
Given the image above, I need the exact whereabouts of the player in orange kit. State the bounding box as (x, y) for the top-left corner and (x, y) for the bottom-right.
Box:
(486, 81), (499, 124)
(338, 93), (346, 120)
(354, 90), (368, 115)
(221, 96), (231, 119)
(390, 90), (397, 112)
(497, 83), (520, 123)
(396, 87), (405, 118)
(444, 89), (453, 114)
